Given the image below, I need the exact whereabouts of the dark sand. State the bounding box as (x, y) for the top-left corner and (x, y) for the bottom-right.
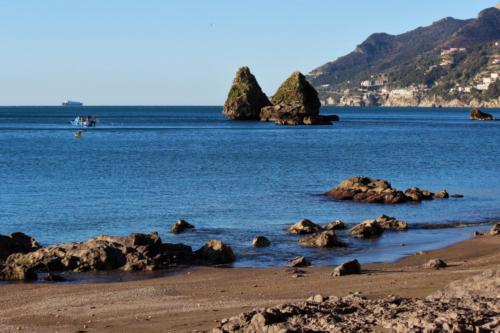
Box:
(0, 235), (499, 333)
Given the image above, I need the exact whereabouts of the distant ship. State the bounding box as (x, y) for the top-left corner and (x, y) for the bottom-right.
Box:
(62, 100), (83, 107)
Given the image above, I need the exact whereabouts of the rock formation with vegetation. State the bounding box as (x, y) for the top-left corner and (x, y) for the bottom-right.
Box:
(223, 67), (271, 120)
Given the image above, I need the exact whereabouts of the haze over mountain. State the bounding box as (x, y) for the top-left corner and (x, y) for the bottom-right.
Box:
(308, 6), (500, 107)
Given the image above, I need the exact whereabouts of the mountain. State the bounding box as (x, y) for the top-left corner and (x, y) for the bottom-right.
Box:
(308, 6), (500, 108)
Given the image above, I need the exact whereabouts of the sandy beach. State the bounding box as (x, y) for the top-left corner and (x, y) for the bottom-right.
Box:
(0, 233), (498, 333)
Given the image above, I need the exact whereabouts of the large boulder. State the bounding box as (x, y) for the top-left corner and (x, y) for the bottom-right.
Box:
(434, 190), (450, 199)
(194, 240), (235, 265)
(470, 108), (495, 121)
(260, 71), (336, 125)
(404, 187), (434, 202)
(0, 232), (40, 261)
(350, 220), (384, 238)
(223, 67), (271, 120)
(287, 219), (323, 235)
(489, 223), (500, 236)
(0, 232), (193, 281)
(331, 259), (361, 277)
(298, 231), (346, 248)
(286, 256), (310, 268)
(424, 258), (448, 269)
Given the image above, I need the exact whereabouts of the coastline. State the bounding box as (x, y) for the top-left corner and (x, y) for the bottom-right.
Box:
(0, 234), (498, 333)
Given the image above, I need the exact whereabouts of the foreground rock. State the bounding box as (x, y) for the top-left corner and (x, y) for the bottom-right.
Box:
(298, 231), (346, 248)
(170, 219), (195, 234)
(194, 240), (235, 265)
(0, 232), (193, 281)
(470, 108), (496, 121)
(260, 71), (338, 126)
(286, 219), (323, 235)
(325, 176), (451, 204)
(252, 236), (270, 248)
(424, 258), (448, 269)
(214, 268), (500, 332)
(331, 259), (361, 277)
(285, 256), (310, 268)
(489, 223), (500, 236)
(223, 67), (271, 120)
(0, 232), (40, 261)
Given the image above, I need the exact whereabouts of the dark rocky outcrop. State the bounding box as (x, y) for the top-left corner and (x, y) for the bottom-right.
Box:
(252, 236), (271, 248)
(298, 231), (346, 248)
(0, 232), (193, 281)
(0, 232), (40, 261)
(223, 67), (271, 120)
(470, 108), (496, 120)
(286, 219), (323, 235)
(331, 259), (361, 277)
(325, 176), (453, 204)
(194, 240), (235, 265)
(285, 256), (310, 268)
(170, 219), (195, 234)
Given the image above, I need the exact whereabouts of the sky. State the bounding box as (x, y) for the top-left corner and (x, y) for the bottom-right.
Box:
(0, 0), (497, 105)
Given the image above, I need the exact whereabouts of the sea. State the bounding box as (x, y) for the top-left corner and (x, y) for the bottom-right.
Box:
(1, 106), (499, 268)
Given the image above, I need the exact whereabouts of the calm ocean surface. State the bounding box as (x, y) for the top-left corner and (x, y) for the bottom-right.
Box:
(1, 106), (499, 267)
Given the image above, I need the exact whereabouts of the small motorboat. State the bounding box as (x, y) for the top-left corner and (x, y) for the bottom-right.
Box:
(70, 115), (97, 127)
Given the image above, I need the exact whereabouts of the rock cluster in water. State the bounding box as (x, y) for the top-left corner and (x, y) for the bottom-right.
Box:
(214, 268), (500, 333)
(470, 108), (496, 121)
(351, 215), (408, 238)
(224, 67), (338, 125)
(325, 176), (460, 204)
(0, 232), (235, 281)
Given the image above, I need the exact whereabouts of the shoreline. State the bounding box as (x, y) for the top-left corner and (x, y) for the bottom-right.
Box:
(0, 233), (498, 332)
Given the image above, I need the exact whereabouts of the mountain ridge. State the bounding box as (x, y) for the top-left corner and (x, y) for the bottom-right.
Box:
(308, 6), (500, 108)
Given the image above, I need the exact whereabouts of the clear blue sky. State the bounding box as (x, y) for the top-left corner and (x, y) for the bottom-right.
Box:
(0, 0), (496, 105)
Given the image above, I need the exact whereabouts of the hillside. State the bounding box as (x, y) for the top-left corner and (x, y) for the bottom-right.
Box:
(308, 6), (500, 107)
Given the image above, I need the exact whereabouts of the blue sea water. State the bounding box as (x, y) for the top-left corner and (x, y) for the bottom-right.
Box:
(0, 106), (499, 268)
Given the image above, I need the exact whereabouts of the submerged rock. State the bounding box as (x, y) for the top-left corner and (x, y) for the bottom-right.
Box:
(434, 190), (450, 199)
(252, 236), (271, 248)
(0, 232), (193, 281)
(223, 67), (271, 120)
(470, 108), (496, 121)
(331, 259), (361, 277)
(170, 219), (195, 234)
(298, 231), (346, 248)
(0, 232), (40, 261)
(286, 256), (310, 268)
(194, 240), (235, 265)
(286, 219), (323, 235)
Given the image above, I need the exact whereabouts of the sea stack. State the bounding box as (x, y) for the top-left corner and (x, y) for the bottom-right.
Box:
(261, 71), (337, 125)
(223, 67), (272, 120)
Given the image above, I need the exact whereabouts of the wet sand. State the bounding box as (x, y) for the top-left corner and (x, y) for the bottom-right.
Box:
(0, 234), (499, 333)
